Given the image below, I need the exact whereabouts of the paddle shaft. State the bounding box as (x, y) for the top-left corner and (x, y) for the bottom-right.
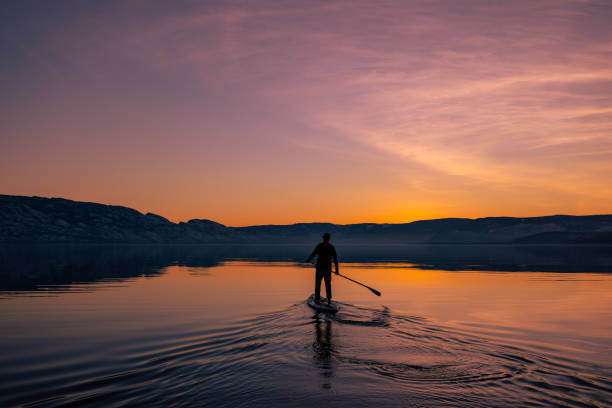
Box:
(336, 272), (381, 296)
(308, 261), (381, 296)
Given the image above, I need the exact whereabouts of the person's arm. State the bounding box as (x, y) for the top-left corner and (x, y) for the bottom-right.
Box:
(306, 244), (319, 263)
(332, 246), (339, 274)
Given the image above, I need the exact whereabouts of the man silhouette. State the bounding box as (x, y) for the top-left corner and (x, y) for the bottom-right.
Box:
(306, 233), (339, 305)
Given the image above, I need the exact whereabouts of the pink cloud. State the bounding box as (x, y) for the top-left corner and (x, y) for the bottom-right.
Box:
(1, 0), (611, 223)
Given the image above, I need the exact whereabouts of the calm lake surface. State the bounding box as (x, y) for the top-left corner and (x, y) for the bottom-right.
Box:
(0, 244), (611, 407)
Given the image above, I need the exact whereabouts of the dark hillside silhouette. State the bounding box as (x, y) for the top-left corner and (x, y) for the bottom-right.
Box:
(1, 194), (612, 244)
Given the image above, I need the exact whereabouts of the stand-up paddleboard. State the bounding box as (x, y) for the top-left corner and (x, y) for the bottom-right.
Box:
(307, 294), (339, 313)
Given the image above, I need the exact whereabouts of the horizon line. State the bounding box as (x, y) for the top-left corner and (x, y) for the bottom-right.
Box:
(3, 193), (611, 228)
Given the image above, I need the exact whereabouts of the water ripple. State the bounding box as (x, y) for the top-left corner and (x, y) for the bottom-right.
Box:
(1, 300), (610, 407)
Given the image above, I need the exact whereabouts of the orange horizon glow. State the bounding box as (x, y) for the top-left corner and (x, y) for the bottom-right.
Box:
(1, 1), (611, 226)
(3, 193), (609, 227)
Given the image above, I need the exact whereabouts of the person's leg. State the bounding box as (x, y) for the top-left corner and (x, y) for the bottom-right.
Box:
(314, 268), (323, 303)
(323, 270), (332, 304)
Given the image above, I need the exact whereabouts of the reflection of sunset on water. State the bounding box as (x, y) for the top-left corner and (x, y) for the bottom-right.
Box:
(4, 261), (610, 359)
(1, 247), (610, 406)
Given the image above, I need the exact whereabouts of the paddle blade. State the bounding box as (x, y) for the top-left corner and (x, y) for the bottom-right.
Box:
(370, 288), (381, 296)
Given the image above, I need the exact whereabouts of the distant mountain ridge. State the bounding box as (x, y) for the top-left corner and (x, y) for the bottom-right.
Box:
(1, 194), (611, 244)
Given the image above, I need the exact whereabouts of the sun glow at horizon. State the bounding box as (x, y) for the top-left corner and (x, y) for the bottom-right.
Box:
(1, 1), (611, 225)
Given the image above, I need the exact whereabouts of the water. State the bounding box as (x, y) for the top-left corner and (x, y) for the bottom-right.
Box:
(1, 245), (611, 407)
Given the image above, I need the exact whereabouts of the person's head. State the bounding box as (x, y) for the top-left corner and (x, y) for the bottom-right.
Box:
(322, 232), (331, 242)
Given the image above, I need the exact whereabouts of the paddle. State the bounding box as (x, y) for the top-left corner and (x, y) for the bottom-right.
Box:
(308, 261), (381, 296)
(336, 272), (381, 296)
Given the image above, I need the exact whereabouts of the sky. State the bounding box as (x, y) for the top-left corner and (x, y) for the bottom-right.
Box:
(1, 0), (611, 226)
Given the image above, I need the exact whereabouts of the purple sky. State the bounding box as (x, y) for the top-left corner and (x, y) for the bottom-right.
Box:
(1, 0), (611, 225)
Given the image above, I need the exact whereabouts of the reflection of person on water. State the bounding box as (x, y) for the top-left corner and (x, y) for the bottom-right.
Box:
(306, 232), (339, 305)
(313, 317), (334, 387)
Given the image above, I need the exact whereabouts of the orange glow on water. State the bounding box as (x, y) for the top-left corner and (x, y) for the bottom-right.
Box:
(7, 262), (610, 354)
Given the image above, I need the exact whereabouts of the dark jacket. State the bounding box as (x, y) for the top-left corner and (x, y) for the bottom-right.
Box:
(307, 242), (338, 271)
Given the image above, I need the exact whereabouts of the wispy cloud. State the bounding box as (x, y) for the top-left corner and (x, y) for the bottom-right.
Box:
(1, 0), (611, 223)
